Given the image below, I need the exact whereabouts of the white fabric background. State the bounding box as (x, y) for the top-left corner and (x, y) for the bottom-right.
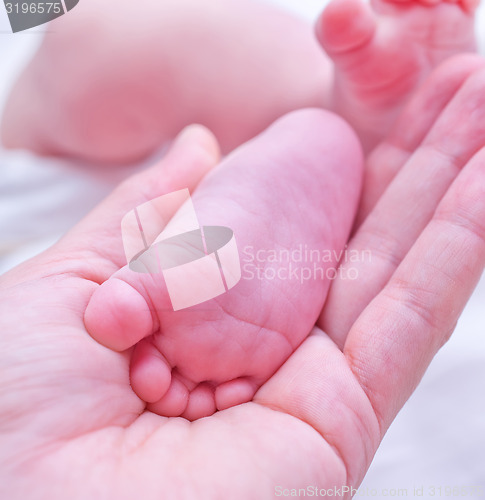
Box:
(0, 1), (483, 497)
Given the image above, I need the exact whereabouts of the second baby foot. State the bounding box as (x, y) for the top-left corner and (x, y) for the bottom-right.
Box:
(316, 0), (478, 152)
(84, 109), (363, 420)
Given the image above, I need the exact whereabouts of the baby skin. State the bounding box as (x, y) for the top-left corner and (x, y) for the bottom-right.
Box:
(84, 109), (363, 420)
(1, 0), (478, 163)
(317, 0), (478, 152)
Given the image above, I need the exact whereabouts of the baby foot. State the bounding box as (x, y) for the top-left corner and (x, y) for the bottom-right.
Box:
(84, 109), (363, 420)
(316, 0), (478, 152)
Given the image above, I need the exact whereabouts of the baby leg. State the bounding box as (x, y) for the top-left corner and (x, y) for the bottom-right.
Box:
(1, 0), (331, 164)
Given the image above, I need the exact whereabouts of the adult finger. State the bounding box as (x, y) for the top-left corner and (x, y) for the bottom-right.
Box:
(50, 125), (220, 282)
(344, 145), (485, 434)
(320, 65), (485, 347)
(259, 145), (485, 489)
(359, 54), (485, 223)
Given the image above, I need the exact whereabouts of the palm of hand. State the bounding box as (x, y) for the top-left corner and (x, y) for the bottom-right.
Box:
(3, 60), (485, 498)
(1, 262), (368, 499)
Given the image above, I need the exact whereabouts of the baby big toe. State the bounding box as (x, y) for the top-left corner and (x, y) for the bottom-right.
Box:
(316, 0), (376, 55)
(84, 278), (154, 352)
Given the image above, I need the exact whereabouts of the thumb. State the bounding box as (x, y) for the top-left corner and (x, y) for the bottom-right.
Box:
(54, 125), (220, 282)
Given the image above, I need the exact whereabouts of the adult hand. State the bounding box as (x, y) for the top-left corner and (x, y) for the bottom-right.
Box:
(1, 60), (485, 498)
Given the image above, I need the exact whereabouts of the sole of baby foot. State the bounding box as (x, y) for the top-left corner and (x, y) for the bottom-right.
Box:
(84, 109), (363, 422)
(316, 0), (477, 152)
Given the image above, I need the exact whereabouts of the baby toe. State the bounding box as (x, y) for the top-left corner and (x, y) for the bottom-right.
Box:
(316, 0), (376, 55)
(462, 0), (480, 12)
(147, 374), (190, 417)
(181, 383), (216, 421)
(130, 339), (172, 403)
(215, 377), (258, 411)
